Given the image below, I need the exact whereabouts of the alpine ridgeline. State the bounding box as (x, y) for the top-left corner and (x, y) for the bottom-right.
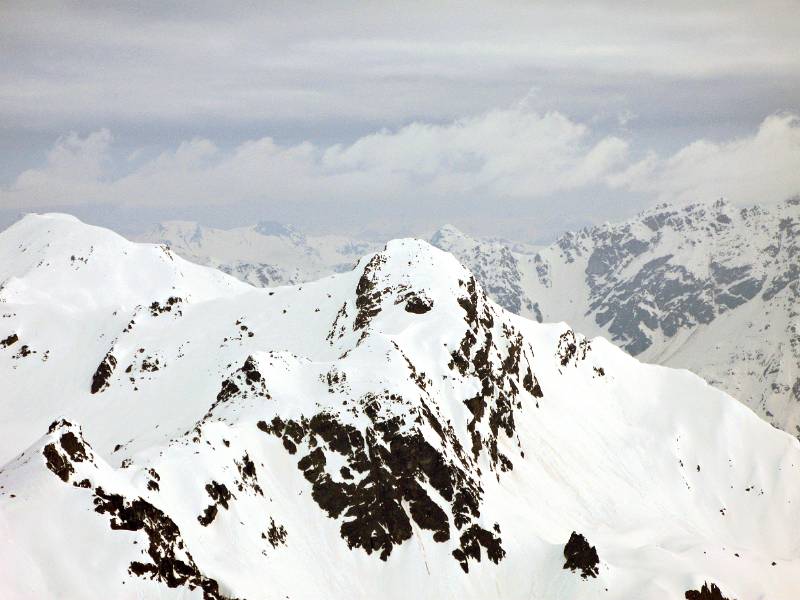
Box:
(1, 214), (798, 599)
(432, 198), (800, 438)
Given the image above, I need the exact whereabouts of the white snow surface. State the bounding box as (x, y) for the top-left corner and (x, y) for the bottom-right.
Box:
(0, 213), (798, 599)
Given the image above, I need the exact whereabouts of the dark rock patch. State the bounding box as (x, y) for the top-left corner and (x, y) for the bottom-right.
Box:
(556, 330), (590, 368)
(403, 293), (433, 314)
(685, 582), (733, 600)
(0, 333), (18, 348)
(523, 366), (544, 397)
(452, 524), (505, 573)
(326, 301), (349, 343)
(59, 431), (89, 462)
(195, 356), (270, 435)
(38, 423), (234, 599)
(91, 351), (117, 394)
(197, 481), (233, 526)
(448, 279), (541, 470)
(43, 443), (73, 482)
(93, 487), (233, 600)
(13, 344), (34, 358)
(354, 253), (388, 330)
(266, 518), (287, 548)
(258, 404), (498, 571)
(563, 531), (600, 579)
(149, 296), (183, 317)
(42, 428), (91, 483)
(235, 453), (263, 495)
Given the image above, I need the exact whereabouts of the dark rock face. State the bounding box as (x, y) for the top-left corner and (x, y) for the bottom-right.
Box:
(438, 201), (795, 364)
(42, 424), (92, 484)
(563, 531), (600, 579)
(540, 199), (800, 360)
(354, 253), (389, 330)
(685, 582), (733, 600)
(39, 421), (233, 600)
(253, 271), (547, 573)
(90, 351), (117, 394)
(590, 254), (715, 355)
(266, 518), (287, 547)
(198, 355), (270, 429)
(533, 198), (800, 435)
(448, 276), (543, 471)
(403, 293), (433, 314)
(93, 488), (234, 600)
(257, 409), (484, 564)
(197, 481), (233, 526)
(0, 333), (18, 348)
(556, 329), (590, 368)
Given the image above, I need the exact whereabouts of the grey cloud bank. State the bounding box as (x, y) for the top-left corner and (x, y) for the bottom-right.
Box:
(1, 0), (799, 239)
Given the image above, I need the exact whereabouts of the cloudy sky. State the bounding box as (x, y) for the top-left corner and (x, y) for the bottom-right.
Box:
(1, 1), (799, 241)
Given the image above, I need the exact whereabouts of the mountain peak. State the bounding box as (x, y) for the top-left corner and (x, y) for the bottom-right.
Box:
(1, 214), (800, 598)
(430, 223), (471, 247)
(0, 213), (249, 310)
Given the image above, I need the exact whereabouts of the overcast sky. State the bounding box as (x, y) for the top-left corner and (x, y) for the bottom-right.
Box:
(1, 0), (799, 241)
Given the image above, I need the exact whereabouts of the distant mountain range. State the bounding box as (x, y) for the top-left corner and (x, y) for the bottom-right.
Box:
(139, 198), (800, 439)
(138, 220), (379, 287)
(434, 198), (800, 439)
(2, 214), (798, 598)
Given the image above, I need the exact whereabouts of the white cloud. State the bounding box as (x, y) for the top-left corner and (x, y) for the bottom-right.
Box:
(0, 108), (628, 208)
(10, 130), (112, 206)
(1, 109), (798, 216)
(608, 113), (800, 205)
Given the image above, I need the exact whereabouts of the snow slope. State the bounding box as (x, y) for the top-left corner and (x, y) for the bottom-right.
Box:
(1, 214), (799, 599)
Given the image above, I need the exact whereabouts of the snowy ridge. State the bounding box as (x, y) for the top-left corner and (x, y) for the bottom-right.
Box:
(143, 201), (800, 438)
(1, 214), (799, 599)
(0, 214), (249, 310)
(430, 198), (800, 438)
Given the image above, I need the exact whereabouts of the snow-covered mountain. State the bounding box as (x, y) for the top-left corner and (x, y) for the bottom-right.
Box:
(137, 220), (379, 287)
(1, 213), (799, 599)
(432, 198), (800, 438)
(133, 200), (800, 439)
(430, 224), (543, 321)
